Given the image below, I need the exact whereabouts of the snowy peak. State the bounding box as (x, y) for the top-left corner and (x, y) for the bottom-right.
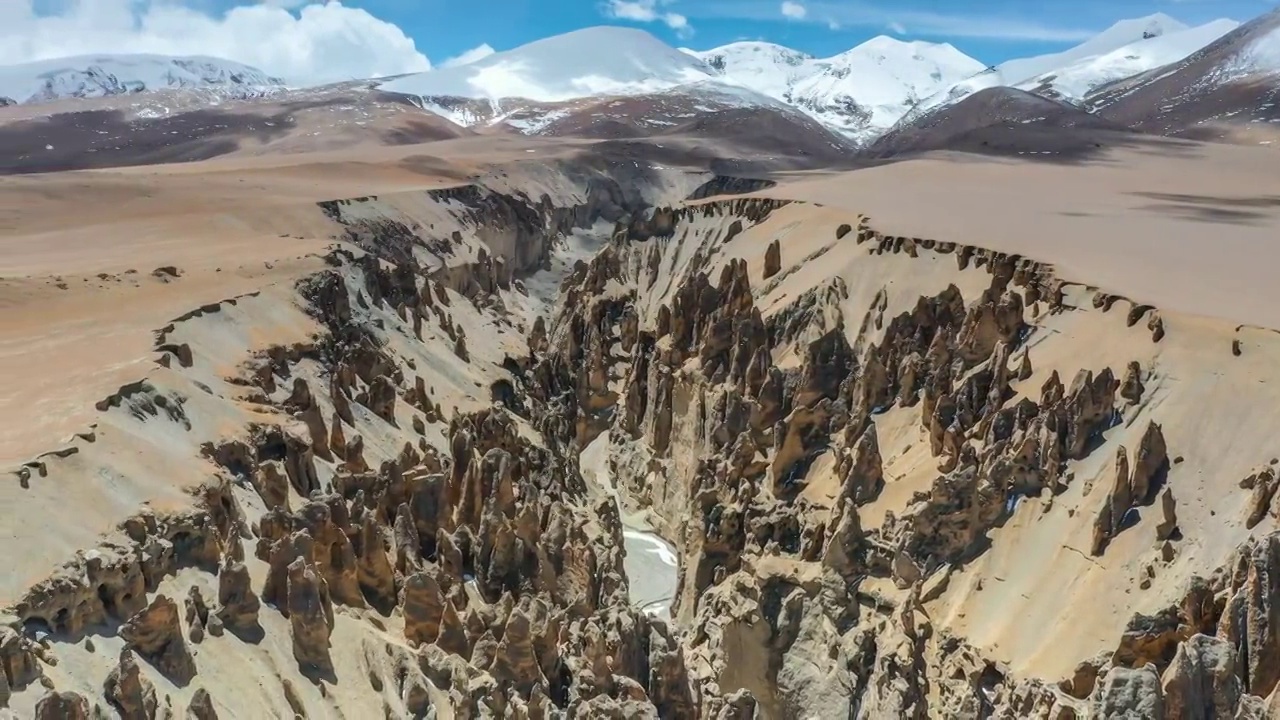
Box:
(845, 35), (972, 62)
(1019, 18), (1240, 103)
(827, 35), (984, 87)
(685, 34), (983, 143)
(0, 54), (284, 105)
(1081, 13), (1189, 51)
(904, 13), (1233, 125)
(790, 36), (984, 140)
(1000, 14), (1190, 86)
(380, 26), (718, 103)
(684, 42), (815, 100)
(378, 26), (982, 144)
(686, 41), (813, 72)
(1081, 8), (1280, 136)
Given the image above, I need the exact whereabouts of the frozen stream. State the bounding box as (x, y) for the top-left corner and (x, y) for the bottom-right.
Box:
(579, 432), (680, 620)
(518, 225), (681, 620)
(621, 528), (679, 620)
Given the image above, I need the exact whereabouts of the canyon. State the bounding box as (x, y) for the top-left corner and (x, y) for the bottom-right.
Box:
(2, 126), (1280, 720)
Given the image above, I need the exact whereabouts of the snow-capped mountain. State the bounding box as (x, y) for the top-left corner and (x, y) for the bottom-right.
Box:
(789, 38), (986, 141)
(380, 27), (978, 143)
(686, 37), (984, 142)
(378, 26), (842, 149)
(903, 13), (1227, 122)
(1007, 13), (1189, 85)
(1018, 19), (1239, 104)
(381, 27), (718, 106)
(685, 42), (815, 101)
(0, 55), (285, 105)
(1089, 9), (1280, 136)
(378, 15), (1261, 146)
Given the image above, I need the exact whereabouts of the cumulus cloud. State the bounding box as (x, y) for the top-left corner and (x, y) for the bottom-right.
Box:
(442, 43), (496, 68)
(604, 0), (693, 36)
(780, 2), (807, 20)
(0, 0), (432, 86)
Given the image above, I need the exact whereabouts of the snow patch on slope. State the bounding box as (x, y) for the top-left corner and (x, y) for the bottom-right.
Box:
(0, 54), (284, 105)
(1223, 15), (1280, 79)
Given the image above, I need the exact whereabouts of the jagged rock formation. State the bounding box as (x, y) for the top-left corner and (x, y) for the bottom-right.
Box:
(118, 595), (196, 684)
(34, 690), (92, 719)
(535, 198), (1280, 717)
(8, 157), (1280, 720)
(103, 649), (158, 720)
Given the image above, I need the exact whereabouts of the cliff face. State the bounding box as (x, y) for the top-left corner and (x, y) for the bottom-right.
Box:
(539, 194), (1280, 718)
(6, 153), (1280, 719)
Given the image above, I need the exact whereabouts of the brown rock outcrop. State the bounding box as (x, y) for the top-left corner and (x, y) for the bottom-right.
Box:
(1242, 467), (1278, 529)
(253, 462), (290, 511)
(34, 691), (92, 720)
(184, 586), (209, 644)
(0, 626), (42, 698)
(763, 239), (781, 279)
(837, 422), (884, 506)
(104, 648), (159, 720)
(1121, 361), (1144, 405)
(1156, 487), (1179, 541)
(354, 515), (396, 611)
(364, 375), (398, 424)
(186, 688), (219, 720)
(215, 552), (261, 635)
(1218, 533), (1280, 698)
(1161, 634), (1251, 719)
(1093, 423), (1168, 556)
(1114, 606), (1188, 670)
(492, 608), (545, 696)
(1090, 664), (1163, 719)
(119, 595), (196, 684)
(287, 556), (334, 675)
(402, 570), (446, 647)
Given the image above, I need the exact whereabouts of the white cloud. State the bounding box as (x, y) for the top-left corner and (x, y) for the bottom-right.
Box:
(443, 43), (496, 68)
(604, 0), (694, 36)
(691, 1), (1097, 42)
(607, 0), (660, 22)
(780, 2), (807, 20)
(0, 0), (431, 86)
(887, 21), (906, 34)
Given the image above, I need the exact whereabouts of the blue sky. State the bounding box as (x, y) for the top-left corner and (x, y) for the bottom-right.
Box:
(296, 0), (1267, 63)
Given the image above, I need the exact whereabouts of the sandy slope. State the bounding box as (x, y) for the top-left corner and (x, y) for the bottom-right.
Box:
(0, 135), (600, 468)
(769, 138), (1280, 330)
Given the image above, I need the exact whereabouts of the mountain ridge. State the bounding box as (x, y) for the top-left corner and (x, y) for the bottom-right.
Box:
(0, 54), (285, 105)
(0, 12), (1256, 147)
